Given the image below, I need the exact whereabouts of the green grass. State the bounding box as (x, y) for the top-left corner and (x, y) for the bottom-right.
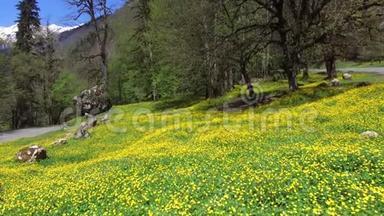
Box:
(1, 72), (384, 214)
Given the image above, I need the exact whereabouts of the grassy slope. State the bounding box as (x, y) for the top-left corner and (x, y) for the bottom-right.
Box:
(1, 73), (384, 214)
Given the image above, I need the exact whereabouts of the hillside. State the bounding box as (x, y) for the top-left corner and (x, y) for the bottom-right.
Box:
(55, 3), (136, 89)
(1, 1), (384, 214)
(1, 76), (384, 214)
(56, 3), (134, 52)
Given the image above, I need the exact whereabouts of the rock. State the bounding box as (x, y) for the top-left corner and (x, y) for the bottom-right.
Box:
(53, 138), (67, 146)
(85, 113), (98, 128)
(74, 122), (91, 139)
(361, 131), (379, 138)
(342, 73), (352, 80)
(330, 79), (341, 87)
(100, 114), (109, 123)
(16, 146), (48, 163)
(74, 114), (97, 139)
(73, 85), (112, 116)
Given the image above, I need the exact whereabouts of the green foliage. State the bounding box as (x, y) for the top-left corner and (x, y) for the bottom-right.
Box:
(0, 54), (14, 131)
(108, 4), (151, 104)
(51, 71), (85, 122)
(11, 52), (48, 127)
(152, 65), (180, 99)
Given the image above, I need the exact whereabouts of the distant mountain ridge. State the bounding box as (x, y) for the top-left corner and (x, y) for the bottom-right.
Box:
(0, 24), (81, 42)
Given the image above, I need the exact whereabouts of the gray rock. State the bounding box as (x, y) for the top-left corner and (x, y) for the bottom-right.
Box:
(16, 146), (48, 163)
(73, 85), (112, 116)
(53, 138), (67, 146)
(74, 122), (91, 139)
(74, 114), (98, 139)
(100, 114), (109, 124)
(342, 73), (352, 80)
(361, 131), (379, 138)
(330, 79), (341, 87)
(85, 113), (98, 128)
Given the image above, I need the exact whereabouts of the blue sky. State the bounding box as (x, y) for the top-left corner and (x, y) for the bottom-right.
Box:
(0, 0), (126, 27)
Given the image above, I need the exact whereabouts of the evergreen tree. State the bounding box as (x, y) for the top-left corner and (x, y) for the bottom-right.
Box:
(0, 54), (15, 131)
(11, 0), (44, 128)
(15, 0), (41, 53)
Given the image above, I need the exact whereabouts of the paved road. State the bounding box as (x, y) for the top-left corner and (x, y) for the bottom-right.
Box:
(313, 67), (384, 74)
(0, 126), (62, 143)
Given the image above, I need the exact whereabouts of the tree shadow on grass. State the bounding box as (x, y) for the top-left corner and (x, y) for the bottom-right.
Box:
(153, 95), (202, 111)
(220, 82), (372, 112)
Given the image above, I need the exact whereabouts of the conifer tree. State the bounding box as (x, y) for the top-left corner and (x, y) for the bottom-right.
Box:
(15, 0), (41, 53)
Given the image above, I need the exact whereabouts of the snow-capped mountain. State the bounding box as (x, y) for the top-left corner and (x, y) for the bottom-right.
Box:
(0, 24), (80, 42)
(0, 24), (18, 42)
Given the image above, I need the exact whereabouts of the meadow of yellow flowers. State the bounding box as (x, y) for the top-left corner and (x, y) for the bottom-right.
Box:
(0, 82), (384, 215)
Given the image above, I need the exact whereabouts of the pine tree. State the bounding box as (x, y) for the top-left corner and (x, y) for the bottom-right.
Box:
(15, 0), (41, 53)
(12, 0), (44, 128)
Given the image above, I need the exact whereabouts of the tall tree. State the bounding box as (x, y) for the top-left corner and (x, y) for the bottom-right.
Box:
(35, 23), (60, 124)
(67, 0), (111, 88)
(12, 0), (45, 128)
(15, 0), (41, 53)
(220, 0), (270, 97)
(132, 0), (156, 100)
(149, 0), (225, 98)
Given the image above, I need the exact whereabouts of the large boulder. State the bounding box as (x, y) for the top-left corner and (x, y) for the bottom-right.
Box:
(73, 85), (112, 116)
(16, 146), (48, 163)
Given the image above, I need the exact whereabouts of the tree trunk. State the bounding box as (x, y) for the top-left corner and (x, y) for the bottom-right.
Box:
(302, 63), (309, 81)
(287, 68), (298, 91)
(325, 58), (337, 80)
(100, 52), (108, 86)
(282, 52), (299, 91)
(118, 74), (122, 103)
(240, 61), (255, 98)
(203, 10), (215, 98)
(279, 28), (298, 91)
(324, 54), (336, 80)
